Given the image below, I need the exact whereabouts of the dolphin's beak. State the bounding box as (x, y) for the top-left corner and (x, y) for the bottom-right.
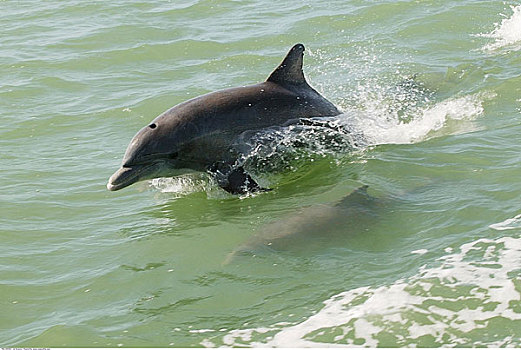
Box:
(107, 166), (143, 191)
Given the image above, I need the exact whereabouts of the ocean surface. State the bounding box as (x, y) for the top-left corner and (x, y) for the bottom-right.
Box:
(2, 0), (521, 347)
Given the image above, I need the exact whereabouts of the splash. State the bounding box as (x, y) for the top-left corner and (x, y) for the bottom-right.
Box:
(237, 117), (364, 174)
(480, 5), (521, 51)
(313, 45), (493, 146)
(143, 119), (361, 196)
(149, 173), (217, 196)
(206, 234), (521, 347)
(344, 92), (492, 145)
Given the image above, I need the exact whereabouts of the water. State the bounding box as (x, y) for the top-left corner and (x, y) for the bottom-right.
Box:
(2, 0), (521, 347)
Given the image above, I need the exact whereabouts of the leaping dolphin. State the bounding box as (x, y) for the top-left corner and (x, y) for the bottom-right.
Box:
(107, 44), (342, 194)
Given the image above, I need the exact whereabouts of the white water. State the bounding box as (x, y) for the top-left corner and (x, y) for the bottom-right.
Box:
(480, 5), (521, 51)
(343, 92), (493, 145)
(208, 229), (521, 347)
(490, 214), (521, 231)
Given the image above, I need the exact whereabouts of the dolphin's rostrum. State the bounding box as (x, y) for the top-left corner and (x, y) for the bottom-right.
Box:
(107, 44), (342, 194)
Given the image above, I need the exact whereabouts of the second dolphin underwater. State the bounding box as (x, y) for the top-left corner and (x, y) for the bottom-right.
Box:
(107, 44), (344, 194)
(223, 185), (387, 264)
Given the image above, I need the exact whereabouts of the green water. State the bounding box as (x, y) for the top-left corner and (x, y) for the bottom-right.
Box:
(2, 0), (521, 347)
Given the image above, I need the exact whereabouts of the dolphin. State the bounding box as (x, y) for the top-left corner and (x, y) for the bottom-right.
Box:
(107, 44), (342, 194)
(223, 185), (382, 264)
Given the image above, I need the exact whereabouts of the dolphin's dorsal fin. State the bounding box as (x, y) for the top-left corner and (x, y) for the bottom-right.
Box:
(267, 44), (307, 86)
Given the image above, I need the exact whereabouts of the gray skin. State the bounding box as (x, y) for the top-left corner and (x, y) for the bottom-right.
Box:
(107, 44), (341, 194)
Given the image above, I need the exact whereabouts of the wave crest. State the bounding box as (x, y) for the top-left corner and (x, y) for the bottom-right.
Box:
(480, 5), (521, 51)
(206, 234), (521, 347)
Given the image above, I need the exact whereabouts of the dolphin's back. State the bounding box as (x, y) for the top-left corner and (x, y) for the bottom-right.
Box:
(156, 80), (339, 134)
(154, 43), (340, 137)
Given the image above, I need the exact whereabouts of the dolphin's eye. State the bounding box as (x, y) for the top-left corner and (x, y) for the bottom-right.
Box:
(168, 151), (179, 159)
(149, 123), (157, 129)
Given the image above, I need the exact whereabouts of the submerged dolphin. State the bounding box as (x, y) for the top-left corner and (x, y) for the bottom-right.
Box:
(107, 44), (341, 194)
(223, 185), (382, 264)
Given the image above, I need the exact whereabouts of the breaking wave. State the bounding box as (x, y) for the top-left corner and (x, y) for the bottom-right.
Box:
(344, 91), (493, 145)
(490, 213), (521, 231)
(479, 5), (521, 51)
(204, 232), (521, 347)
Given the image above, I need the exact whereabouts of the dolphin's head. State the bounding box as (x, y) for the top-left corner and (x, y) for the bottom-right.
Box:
(107, 119), (186, 191)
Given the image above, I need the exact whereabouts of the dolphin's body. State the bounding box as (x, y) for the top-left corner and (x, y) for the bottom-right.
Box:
(107, 44), (341, 194)
(223, 186), (381, 264)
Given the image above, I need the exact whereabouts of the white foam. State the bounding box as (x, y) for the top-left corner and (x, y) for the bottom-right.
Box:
(207, 234), (521, 347)
(189, 329), (216, 334)
(489, 214), (521, 231)
(343, 92), (492, 145)
(480, 5), (521, 51)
